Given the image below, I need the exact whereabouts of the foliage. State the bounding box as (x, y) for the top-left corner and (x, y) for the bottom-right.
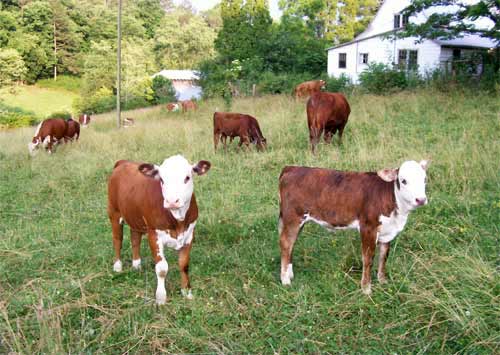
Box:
(322, 73), (352, 93)
(0, 102), (37, 129)
(278, 0), (379, 43)
(0, 48), (27, 87)
(400, 0), (500, 43)
(45, 111), (72, 120)
(36, 75), (83, 93)
(151, 75), (177, 104)
(73, 86), (115, 115)
(0, 92), (499, 353)
(359, 63), (409, 94)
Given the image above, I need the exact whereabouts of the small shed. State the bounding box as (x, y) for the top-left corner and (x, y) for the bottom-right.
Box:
(153, 70), (202, 100)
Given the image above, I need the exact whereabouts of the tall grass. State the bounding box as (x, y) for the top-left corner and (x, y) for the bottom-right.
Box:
(0, 91), (498, 353)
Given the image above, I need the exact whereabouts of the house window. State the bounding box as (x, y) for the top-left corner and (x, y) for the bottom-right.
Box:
(359, 53), (368, 64)
(402, 14), (409, 27)
(339, 53), (347, 69)
(394, 14), (401, 29)
(453, 49), (461, 59)
(398, 50), (418, 70)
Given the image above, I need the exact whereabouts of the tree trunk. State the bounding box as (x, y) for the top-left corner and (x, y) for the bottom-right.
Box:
(53, 21), (57, 81)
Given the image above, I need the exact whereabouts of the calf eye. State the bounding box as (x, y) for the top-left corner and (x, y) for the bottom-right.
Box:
(401, 179), (407, 185)
(184, 176), (190, 184)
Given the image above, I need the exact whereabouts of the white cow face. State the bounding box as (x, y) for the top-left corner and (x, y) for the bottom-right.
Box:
(378, 160), (429, 210)
(139, 155), (211, 212)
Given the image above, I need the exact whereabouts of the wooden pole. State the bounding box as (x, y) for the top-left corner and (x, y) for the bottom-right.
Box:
(116, 0), (122, 129)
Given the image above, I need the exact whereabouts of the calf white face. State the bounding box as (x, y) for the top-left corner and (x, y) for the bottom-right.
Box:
(139, 155), (211, 212)
(379, 160), (429, 210)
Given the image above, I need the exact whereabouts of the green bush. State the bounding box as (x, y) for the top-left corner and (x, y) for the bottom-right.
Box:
(359, 63), (408, 94)
(322, 73), (352, 93)
(152, 75), (177, 104)
(46, 111), (72, 120)
(73, 87), (116, 115)
(0, 103), (37, 129)
(37, 75), (83, 93)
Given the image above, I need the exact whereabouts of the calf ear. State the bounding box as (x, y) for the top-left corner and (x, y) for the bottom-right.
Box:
(193, 160), (211, 176)
(420, 160), (430, 171)
(377, 168), (398, 182)
(138, 163), (160, 180)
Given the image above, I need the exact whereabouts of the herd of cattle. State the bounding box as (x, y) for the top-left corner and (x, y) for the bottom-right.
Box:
(28, 80), (429, 305)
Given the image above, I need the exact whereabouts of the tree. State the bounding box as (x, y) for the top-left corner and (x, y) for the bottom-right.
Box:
(399, 0), (500, 42)
(278, 0), (378, 43)
(151, 75), (177, 104)
(0, 48), (27, 87)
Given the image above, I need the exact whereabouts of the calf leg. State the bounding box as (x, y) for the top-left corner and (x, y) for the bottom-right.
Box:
(309, 126), (322, 154)
(148, 230), (168, 305)
(279, 217), (301, 285)
(337, 123), (346, 145)
(360, 226), (377, 295)
(110, 214), (124, 272)
(130, 230), (143, 270)
(178, 239), (194, 299)
(377, 242), (391, 284)
(213, 132), (220, 151)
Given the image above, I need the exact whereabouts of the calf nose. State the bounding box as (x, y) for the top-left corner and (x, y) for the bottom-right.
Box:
(165, 198), (181, 209)
(415, 197), (427, 206)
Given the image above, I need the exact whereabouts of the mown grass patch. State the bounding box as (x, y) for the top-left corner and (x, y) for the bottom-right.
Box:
(0, 91), (498, 353)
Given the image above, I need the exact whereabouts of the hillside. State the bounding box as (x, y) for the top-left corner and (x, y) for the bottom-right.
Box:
(0, 92), (498, 353)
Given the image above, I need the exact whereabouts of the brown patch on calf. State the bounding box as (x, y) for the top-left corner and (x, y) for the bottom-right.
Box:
(213, 112), (267, 151)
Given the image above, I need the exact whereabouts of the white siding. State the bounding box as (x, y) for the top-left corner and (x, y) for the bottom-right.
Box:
(357, 0), (411, 39)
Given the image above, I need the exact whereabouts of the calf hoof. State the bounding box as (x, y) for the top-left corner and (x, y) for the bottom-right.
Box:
(156, 292), (167, 305)
(361, 283), (372, 296)
(281, 264), (294, 285)
(181, 289), (194, 300)
(132, 259), (141, 270)
(113, 260), (123, 273)
(377, 273), (388, 284)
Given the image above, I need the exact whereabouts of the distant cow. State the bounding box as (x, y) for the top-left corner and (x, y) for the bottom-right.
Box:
(107, 155), (211, 304)
(123, 118), (135, 128)
(213, 112), (267, 151)
(181, 100), (197, 112)
(78, 114), (91, 126)
(65, 119), (80, 142)
(278, 160), (429, 295)
(166, 103), (180, 112)
(28, 118), (68, 155)
(307, 92), (350, 154)
(294, 80), (326, 99)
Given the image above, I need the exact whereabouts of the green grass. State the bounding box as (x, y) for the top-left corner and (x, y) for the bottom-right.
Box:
(0, 85), (78, 118)
(0, 91), (499, 354)
(36, 75), (83, 93)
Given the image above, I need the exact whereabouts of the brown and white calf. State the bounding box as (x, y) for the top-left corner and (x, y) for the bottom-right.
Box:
(107, 155), (211, 304)
(278, 160), (429, 295)
(28, 118), (68, 155)
(79, 114), (91, 126)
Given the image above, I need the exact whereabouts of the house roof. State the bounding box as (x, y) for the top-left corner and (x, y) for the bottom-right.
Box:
(153, 70), (200, 81)
(435, 35), (498, 49)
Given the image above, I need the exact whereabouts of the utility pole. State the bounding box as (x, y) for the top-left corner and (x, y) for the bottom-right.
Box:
(116, 0), (122, 128)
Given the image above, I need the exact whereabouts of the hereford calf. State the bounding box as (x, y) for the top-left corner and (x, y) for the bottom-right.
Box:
(28, 118), (68, 155)
(181, 100), (197, 112)
(79, 114), (91, 127)
(278, 160), (429, 295)
(166, 103), (180, 112)
(107, 155), (211, 304)
(213, 112), (267, 151)
(65, 119), (80, 142)
(294, 80), (326, 99)
(307, 92), (350, 154)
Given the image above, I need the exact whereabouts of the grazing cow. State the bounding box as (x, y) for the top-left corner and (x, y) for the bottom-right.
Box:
(107, 155), (211, 304)
(213, 112), (267, 151)
(294, 80), (326, 99)
(123, 118), (135, 127)
(278, 160), (429, 295)
(78, 114), (91, 127)
(307, 92), (350, 154)
(166, 103), (180, 112)
(65, 119), (80, 142)
(181, 100), (197, 112)
(28, 118), (68, 155)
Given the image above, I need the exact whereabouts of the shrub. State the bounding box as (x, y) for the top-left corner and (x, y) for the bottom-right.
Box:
(322, 73), (352, 93)
(46, 111), (72, 120)
(359, 63), (408, 94)
(36, 75), (83, 93)
(73, 87), (116, 115)
(0, 103), (37, 129)
(151, 75), (177, 104)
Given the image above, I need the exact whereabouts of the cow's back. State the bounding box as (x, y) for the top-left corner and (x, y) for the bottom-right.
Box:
(38, 118), (68, 140)
(307, 92), (350, 126)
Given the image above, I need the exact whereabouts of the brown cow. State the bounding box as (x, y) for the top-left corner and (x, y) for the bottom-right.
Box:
(28, 118), (68, 155)
(213, 112), (267, 151)
(307, 92), (350, 154)
(294, 80), (326, 99)
(166, 103), (180, 112)
(65, 119), (80, 142)
(181, 100), (197, 112)
(278, 160), (429, 295)
(107, 155), (211, 304)
(78, 114), (91, 126)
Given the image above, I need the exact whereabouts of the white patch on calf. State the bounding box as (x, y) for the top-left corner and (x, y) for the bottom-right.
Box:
(302, 213), (360, 232)
(155, 233), (169, 305)
(378, 211), (408, 243)
(132, 258), (141, 269)
(395, 160), (428, 211)
(281, 263), (294, 285)
(34, 121), (43, 137)
(156, 222), (195, 251)
(113, 260), (123, 272)
(181, 288), (193, 299)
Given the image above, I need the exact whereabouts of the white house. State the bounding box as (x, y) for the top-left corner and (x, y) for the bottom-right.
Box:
(327, 0), (498, 83)
(153, 70), (202, 100)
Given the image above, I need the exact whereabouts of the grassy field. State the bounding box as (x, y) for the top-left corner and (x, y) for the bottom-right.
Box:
(0, 85), (78, 117)
(0, 91), (499, 354)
